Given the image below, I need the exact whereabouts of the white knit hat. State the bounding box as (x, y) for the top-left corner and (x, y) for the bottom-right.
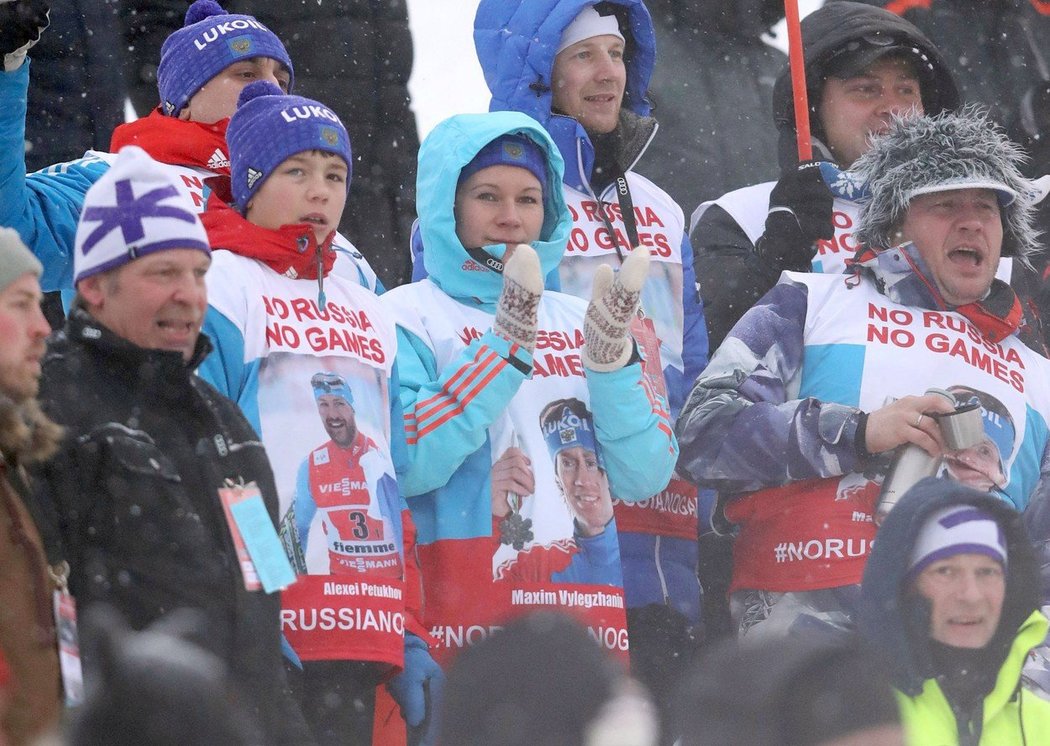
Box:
(74, 146), (210, 285)
(556, 5), (624, 54)
(908, 505), (1007, 581)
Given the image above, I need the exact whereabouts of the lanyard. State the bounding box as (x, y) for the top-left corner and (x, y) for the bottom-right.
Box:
(596, 173), (639, 263)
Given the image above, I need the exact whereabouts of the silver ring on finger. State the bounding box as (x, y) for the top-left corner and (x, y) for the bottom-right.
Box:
(915, 413), (924, 427)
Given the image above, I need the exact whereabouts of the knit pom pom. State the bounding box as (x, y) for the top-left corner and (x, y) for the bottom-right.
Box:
(184, 0), (227, 27)
(237, 80), (284, 109)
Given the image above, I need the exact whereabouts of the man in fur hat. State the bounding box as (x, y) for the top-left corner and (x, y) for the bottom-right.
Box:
(676, 108), (1050, 642)
(0, 227), (63, 746)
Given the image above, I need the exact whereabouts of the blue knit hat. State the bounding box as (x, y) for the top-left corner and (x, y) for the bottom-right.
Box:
(458, 134), (548, 193)
(226, 81), (353, 210)
(157, 0), (293, 118)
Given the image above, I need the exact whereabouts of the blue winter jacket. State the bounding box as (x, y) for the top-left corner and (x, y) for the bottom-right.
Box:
(472, 0), (707, 622)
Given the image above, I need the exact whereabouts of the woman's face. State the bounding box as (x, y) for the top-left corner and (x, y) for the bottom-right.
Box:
(454, 164), (545, 255)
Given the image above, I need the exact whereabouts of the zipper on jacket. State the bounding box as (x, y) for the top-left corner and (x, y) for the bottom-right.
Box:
(654, 534), (670, 604)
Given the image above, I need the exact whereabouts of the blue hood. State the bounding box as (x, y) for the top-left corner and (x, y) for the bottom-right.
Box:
(474, 0), (656, 192)
(416, 111), (572, 308)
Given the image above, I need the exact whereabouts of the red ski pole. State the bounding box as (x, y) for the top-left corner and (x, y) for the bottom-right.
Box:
(784, 0), (813, 161)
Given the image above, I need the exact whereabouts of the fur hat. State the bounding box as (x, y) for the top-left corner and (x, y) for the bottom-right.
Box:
(854, 107), (1040, 261)
(226, 81), (352, 211)
(157, 0), (293, 118)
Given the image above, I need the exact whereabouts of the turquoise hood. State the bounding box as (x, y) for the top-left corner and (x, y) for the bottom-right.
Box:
(473, 0), (656, 192)
(416, 111), (572, 309)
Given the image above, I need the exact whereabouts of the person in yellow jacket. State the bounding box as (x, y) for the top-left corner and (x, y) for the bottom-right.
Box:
(859, 476), (1050, 745)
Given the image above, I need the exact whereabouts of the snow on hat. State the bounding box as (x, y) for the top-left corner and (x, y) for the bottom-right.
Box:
(311, 371), (353, 405)
(74, 146), (210, 285)
(457, 134), (548, 193)
(557, 5), (625, 54)
(0, 228), (42, 294)
(854, 106), (1040, 260)
(157, 0), (293, 118)
(226, 81), (352, 211)
(907, 505), (1008, 581)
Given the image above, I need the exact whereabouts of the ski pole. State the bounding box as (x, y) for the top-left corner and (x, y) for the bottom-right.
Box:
(785, 0), (813, 161)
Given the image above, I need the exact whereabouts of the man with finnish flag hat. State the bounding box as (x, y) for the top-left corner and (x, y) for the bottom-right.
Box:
(33, 145), (311, 744)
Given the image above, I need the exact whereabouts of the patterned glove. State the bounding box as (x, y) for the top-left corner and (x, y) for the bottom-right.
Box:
(493, 243), (542, 353)
(387, 634), (444, 746)
(582, 245), (650, 372)
(756, 160), (833, 273)
(0, 0), (50, 73)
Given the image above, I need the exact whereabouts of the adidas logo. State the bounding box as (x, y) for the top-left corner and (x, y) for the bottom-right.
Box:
(207, 148), (229, 170)
(246, 167), (263, 189)
(461, 259), (484, 272)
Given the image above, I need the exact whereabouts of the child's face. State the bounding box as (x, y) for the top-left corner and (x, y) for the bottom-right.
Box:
(180, 57), (291, 123)
(454, 164), (544, 252)
(246, 151), (348, 242)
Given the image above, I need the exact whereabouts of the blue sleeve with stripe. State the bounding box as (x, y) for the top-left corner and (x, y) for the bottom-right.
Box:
(0, 61), (108, 291)
(395, 326), (530, 496)
(199, 305), (264, 436)
(587, 361), (679, 501)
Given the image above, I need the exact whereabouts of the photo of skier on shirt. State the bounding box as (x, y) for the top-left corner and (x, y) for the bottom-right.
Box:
(282, 372), (402, 578)
(943, 385), (1015, 493)
(493, 398), (622, 586)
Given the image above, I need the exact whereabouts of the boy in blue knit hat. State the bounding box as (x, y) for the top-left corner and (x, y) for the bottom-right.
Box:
(0, 0), (379, 295)
(196, 81), (441, 745)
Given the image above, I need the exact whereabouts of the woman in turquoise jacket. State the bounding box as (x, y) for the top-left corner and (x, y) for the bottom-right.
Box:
(381, 110), (676, 666)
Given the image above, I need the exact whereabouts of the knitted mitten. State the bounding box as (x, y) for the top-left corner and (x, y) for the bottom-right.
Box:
(582, 245), (650, 371)
(493, 244), (542, 353)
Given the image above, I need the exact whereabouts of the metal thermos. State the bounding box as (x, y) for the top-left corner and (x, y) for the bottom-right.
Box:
(875, 388), (985, 521)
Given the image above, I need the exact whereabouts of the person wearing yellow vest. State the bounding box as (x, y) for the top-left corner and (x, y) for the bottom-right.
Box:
(859, 477), (1050, 745)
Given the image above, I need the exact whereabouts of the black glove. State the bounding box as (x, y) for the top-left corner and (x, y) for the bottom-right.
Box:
(0, 0), (50, 72)
(756, 160), (834, 273)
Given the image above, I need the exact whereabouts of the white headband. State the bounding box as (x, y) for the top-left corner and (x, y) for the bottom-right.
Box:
(557, 6), (625, 54)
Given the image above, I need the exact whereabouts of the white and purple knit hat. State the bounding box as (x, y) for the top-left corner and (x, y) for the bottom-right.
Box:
(907, 505), (1008, 581)
(156, 0), (293, 118)
(226, 81), (352, 210)
(74, 146), (210, 285)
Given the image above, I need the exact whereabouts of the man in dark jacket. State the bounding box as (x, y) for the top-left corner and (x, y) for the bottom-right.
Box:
(636, 0), (786, 212)
(34, 145), (311, 745)
(845, 0), (1050, 171)
(859, 477), (1050, 743)
(690, 1), (960, 351)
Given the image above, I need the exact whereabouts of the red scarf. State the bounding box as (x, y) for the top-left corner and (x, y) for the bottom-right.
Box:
(110, 110), (231, 177)
(202, 196), (337, 280)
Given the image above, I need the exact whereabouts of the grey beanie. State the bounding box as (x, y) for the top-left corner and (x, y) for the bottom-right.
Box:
(854, 106), (1040, 263)
(0, 227), (42, 293)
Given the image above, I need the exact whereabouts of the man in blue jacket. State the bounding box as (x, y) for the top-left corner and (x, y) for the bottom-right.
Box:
(473, 0), (709, 717)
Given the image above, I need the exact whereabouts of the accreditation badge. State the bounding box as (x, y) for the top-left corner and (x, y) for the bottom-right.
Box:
(50, 562), (83, 707)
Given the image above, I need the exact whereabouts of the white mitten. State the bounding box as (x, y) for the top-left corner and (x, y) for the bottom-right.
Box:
(1, 0), (50, 73)
(493, 244), (542, 353)
(582, 245), (650, 372)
